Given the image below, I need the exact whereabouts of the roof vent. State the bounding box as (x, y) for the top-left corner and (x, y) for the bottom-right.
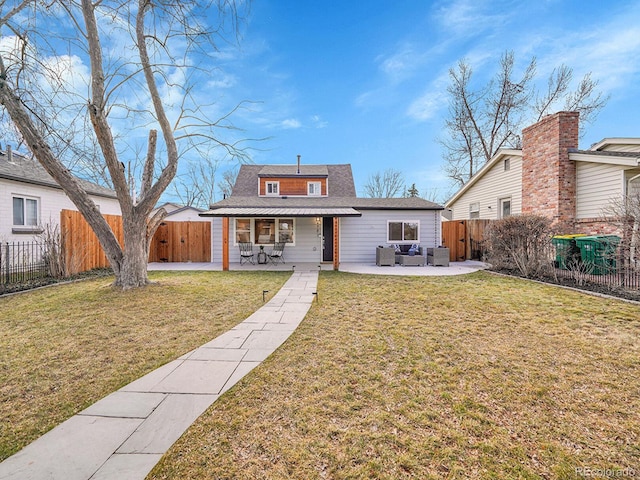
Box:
(297, 154), (301, 174)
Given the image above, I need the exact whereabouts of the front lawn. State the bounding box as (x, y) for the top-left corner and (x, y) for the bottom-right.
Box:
(149, 271), (640, 479)
(0, 271), (290, 461)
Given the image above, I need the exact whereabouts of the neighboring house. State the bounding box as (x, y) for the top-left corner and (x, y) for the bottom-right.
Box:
(0, 147), (120, 242)
(445, 111), (640, 234)
(153, 202), (207, 222)
(200, 161), (444, 269)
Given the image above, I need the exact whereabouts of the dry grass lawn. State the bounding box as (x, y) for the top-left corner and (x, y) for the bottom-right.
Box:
(0, 271), (290, 461)
(149, 271), (640, 479)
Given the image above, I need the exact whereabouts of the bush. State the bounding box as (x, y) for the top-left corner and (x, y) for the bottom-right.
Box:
(485, 215), (555, 278)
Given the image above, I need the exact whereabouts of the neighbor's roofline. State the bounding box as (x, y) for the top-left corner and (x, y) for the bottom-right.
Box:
(590, 137), (640, 151)
(445, 149), (522, 207)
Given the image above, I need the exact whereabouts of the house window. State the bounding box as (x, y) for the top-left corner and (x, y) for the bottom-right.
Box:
(500, 198), (511, 218)
(307, 181), (321, 196)
(13, 196), (39, 226)
(388, 220), (419, 243)
(265, 181), (279, 196)
(235, 218), (295, 245)
(469, 202), (480, 219)
(278, 219), (294, 243)
(235, 218), (251, 243)
(504, 158), (510, 171)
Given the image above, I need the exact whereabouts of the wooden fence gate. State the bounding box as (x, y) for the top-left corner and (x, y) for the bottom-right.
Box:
(441, 219), (491, 262)
(148, 221), (211, 263)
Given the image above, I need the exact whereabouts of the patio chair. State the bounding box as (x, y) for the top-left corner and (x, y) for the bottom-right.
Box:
(268, 242), (286, 265)
(239, 242), (255, 265)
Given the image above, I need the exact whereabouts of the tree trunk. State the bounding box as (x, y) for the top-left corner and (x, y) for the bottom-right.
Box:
(114, 216), (150, 289)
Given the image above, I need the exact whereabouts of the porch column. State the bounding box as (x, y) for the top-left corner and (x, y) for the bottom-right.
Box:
(333, 217), (339, 271)
(222, 217), (229, 271)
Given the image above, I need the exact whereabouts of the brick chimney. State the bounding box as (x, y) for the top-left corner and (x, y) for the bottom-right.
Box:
(521, 111), (579, 231)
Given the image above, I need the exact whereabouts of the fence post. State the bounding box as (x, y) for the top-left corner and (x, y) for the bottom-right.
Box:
(3, 242), (9, 283)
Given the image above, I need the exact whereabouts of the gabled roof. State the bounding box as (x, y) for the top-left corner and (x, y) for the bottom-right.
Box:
(202, 162), (442, 217)
(231, 164), (357, 197)
(0, 150), (117, 199)
(445, 149), (522, 207)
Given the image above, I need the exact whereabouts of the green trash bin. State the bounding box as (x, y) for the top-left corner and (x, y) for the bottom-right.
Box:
(552, 234), (587, 270)
(574, 235), (620, 275)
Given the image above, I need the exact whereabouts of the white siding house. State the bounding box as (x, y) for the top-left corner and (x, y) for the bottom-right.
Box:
(446, 150), (522, 221)
(445, 113), (640, 235)
(0, 149), (120, 242)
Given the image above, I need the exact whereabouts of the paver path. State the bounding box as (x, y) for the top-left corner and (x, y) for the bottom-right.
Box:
(0, 271), (318, 480)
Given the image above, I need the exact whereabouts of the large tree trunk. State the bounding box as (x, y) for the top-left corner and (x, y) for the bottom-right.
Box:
(115, 216), (150, 288)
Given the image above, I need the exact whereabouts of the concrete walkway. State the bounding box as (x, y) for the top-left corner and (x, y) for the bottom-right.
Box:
(0, 271), (319, 480)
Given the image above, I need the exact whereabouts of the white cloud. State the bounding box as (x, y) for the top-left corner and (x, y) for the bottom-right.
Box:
(310, 115), (328, 128)
(280, 118), (301, 129)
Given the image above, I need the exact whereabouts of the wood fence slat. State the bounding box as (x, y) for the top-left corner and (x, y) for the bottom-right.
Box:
(61, 210), (211, 273)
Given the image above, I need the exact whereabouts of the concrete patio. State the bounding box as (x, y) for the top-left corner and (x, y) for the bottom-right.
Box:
(147, 260), (487, 276)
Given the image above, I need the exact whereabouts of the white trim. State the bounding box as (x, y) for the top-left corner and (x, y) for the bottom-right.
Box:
(570, 152), (640, 167)
(12, 194), (40, 227)
(307, 181), (322, 196)
(590, 137), (640, 151)
(445, 149), (522, 207)
(265, 181), (280, 196)
(386, 219), (420, 243)
(233, 217), (296, 246)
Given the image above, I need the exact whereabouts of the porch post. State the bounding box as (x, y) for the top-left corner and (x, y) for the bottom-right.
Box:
(333, 216), (339, 271)
(222, 217), (229, 271)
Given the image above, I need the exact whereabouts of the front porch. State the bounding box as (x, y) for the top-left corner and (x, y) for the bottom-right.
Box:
(147, 260), (487, 276)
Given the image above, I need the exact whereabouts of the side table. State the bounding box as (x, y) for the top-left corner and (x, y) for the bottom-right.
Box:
(257, 246), (268, 264)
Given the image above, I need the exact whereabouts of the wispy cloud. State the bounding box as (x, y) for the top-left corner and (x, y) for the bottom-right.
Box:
(280, 118), (301, 129)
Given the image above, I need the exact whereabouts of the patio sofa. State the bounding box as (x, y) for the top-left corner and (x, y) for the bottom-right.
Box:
(394, 244), (425, 266)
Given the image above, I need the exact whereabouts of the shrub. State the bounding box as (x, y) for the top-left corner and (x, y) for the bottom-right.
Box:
(485, 215), (555, 278)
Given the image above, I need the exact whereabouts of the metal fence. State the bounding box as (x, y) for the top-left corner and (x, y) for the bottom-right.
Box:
(0, 241), (52, 286)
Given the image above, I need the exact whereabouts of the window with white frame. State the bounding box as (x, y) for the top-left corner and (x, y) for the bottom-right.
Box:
(235, 218), (295, 245)
(500, 198), (511, 218)
(469, 202), (480, 219)
(13, 196), (39, 226)
(265, 181), (279, 196)
(307, 181), (321, 196)
(387, 220), (419, 243)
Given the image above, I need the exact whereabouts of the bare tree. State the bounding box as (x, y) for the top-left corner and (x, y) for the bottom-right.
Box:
(0, 0), (248, 289)
(218, 166), (239, 201)
(363, 168), (405, 198)
(601, 177), (640, 273)
(441, 51), (608, 187)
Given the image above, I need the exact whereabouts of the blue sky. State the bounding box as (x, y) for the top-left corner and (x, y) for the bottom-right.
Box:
(205, 0), (640, 202)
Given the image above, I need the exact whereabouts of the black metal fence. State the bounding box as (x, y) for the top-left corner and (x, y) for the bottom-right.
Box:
(0, 241), (52, 286)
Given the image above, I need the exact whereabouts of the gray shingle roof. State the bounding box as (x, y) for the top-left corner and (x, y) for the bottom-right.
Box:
(258, 165), (329, 176)
(0, 150), (117, 198)
(204, 162), (443, 216)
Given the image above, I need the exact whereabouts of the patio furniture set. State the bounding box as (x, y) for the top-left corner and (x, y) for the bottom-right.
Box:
(376, 245), (450, 267)
(239, 242), (286, 265)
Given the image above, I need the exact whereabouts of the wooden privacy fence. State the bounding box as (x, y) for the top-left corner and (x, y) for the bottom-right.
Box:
(61, 210), (211, 274)
(148, 221), (211, 263)
(61, 209), (123, 274)
(441, 219), (491, 262)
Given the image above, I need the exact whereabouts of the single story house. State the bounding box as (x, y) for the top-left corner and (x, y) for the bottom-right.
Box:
(200, 161), (444, 269)
(0, 147), (120, 242)
(153, 202), (207, 222)
(445, 111), (640, 234)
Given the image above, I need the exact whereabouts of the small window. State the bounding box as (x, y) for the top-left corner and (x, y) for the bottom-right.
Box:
(500, 198), (511, 218)
(504, 158), (510, 171)
(265, 181), (279, 196)
(278, 219), (294, 243)
(388, 221), (419, 243)
(235, 218), (251, 243)
(307, 181), (321, 196)
(13, 196), (39, 226)
(469, 202), (480, 219)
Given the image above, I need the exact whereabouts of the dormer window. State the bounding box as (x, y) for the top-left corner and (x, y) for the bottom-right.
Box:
(265, 181), (279, 196)
(307, 181), (321, 196)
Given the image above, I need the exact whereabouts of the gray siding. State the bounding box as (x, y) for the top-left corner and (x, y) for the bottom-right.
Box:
(211, 217), (322, 263)
(340, 210), (441, 263)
